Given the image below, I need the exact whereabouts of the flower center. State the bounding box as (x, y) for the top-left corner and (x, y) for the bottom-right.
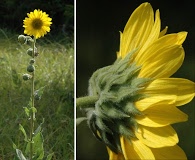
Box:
(86, 51), (151, 153)
(32, 18), (43, 30)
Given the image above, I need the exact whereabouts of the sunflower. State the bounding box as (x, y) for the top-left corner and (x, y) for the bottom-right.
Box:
(23, 9), (52, 39)
(84, 2), (195, 160)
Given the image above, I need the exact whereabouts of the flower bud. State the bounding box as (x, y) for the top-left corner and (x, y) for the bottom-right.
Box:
(26, 36), (34, 44)
(22, 73), (32, 81)
(30, 59), (35, 64)
(18, 35), (26, 44)
(27, 47), (39, 57)
(27, 48), (33, 57)
(27, 64), (35, 72)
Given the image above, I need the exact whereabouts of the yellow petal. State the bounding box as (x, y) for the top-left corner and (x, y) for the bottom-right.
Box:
(136, 104), (188, 127)
(135, 125), (178, 148)
(136, 32), (187, 78)
(120, 137), (155, 160)
(107, 147), (125, 160)
(142, 78), (195, 106)
(136, 32), (185, 64)
(137, 44), (184, 78)
(119, 2), (154, 58)
(136, 95), (177, 111)
(177, 31), (188, 45)
(151, 145), (187, 160)
(159, 26), (168, 37)
(134, 9), (161, 61)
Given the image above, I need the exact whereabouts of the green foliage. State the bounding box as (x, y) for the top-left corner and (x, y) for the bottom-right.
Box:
(16, 149), (27, 160)
(25, 132), (44, 159)
(0, 30), (74, 159)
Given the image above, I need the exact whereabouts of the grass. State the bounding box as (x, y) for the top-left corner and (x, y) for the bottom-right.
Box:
(0, 29), (74, 159)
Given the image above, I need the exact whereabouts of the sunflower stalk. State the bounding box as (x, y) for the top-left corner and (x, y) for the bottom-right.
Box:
(16, 35), (50, 160)
(76, 96), (98, 108)
(29, 37), (36, 160)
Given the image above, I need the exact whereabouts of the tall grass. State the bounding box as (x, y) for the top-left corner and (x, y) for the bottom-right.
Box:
(0, 29), (74, 159)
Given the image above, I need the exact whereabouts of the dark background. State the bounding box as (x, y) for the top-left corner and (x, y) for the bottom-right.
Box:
(0, 0), (74, 40)
(76, 0), (195, 160)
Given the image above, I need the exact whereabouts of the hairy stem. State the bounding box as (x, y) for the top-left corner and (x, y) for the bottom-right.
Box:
(30, 37), (36, 160)
(76, 96), (98, 108)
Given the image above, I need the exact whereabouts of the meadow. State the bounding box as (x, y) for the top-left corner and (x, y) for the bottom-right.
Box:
(0, 29), (74, 159)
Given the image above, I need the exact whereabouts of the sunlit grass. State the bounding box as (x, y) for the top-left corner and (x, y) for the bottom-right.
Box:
(0, 29), (74, 159)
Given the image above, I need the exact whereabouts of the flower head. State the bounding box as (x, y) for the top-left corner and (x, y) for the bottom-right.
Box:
(86, 2), (195, 160)
(23, 9), (52, 39)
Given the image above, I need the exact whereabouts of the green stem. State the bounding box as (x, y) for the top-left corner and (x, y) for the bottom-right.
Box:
(76, 96), (98, 108)
(30, 37), (36, 160)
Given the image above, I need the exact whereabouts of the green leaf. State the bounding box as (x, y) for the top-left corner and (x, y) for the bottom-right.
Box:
(19, 124), (28, 142)
(31, 106), (37, 113)
(16, 149), (27, 160)
(25, 132), (44, 158)
(13, 143), (17, 150)
(95, 116), (113, 134)
(28, 98), (32, 108)
(34, 86), (46, 100)
(23, 107), (30, 117)
(34, 119), (44, 135)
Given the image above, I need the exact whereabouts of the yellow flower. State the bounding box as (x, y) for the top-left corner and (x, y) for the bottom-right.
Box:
(23, 9), (52, 39)
(86, 2), (195, 160)
(105, 2), (195, 160)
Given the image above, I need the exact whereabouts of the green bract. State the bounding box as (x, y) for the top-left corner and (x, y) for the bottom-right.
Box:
(86, 50), (151, 153)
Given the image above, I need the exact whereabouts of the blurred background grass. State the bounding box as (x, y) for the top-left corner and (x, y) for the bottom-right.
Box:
(76, 0), (195, 160)
(0, 18), (74, 160)
(0, 1), (74, 159)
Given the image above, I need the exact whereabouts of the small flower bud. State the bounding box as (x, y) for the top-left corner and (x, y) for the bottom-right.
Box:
(27, 48), (33, 57)
(26, 36), (34, 44)
(27, 64), (35, 72)
(30, 59), (35, 64)
(22, 73), (32, 81)
(18, 35), (26, 44)
(27, 47), (38, 57)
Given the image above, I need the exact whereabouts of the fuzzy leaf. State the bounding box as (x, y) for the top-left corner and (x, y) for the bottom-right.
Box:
(16, 149), (27, 160)
(19, 124), (28, 142)
(34, 119), (44, 135)
(96, 103), (130, 119)
(25, 132), (44, 158)
(87, 113), (102, 142)
(100, 130), (123, 153)
(35, 86), (45, 97)
(13, 143), (17, 150)
(117, 122), (135, 138)
(130, 77), (150, 88)
(105, 63), (141, 90)
(95, 117), (113, 134)
(123, 102), (142, 115)
(34, 86), (45, 100)
(113, 50), (136, 74)
(23, 107), (30, 117)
